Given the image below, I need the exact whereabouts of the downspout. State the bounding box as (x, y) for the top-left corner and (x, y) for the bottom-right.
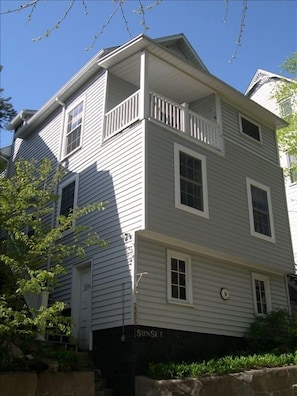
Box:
(47, 97), (66, 273)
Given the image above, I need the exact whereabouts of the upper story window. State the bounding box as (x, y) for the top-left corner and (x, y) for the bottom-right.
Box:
(64, 101), (84, 157)
(174, 143), (209, 218)
(167, 250), (193, 306)
(57, 175), (79, 229)
(280, 97), (292, 118)
(246, 178), (275, 243)
(239, 114), (262, 142)
(251, 272), (271, 315)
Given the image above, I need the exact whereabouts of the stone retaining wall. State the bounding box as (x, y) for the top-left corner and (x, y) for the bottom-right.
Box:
(0, 371), (95, 396)
(135, 366), (297, 396)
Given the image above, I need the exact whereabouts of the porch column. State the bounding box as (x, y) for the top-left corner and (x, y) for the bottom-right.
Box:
(139, 50), (150, 120)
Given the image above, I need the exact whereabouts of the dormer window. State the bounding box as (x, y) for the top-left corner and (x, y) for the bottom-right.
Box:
(239, 114), (261, 142)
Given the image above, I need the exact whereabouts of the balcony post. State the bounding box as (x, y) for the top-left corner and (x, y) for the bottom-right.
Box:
(139, 50), (150, 120)
(182, 102), (190, 136)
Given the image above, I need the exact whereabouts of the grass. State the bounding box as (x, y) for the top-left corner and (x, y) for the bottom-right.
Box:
(148, 351), (297, 380)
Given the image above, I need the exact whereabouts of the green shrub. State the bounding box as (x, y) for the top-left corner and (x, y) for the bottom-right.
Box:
(54, 348), (83, 372)
(244, 309), (297, 353)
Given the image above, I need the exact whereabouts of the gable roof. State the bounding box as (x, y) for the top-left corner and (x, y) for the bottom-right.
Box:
(155, 33), (209, 71)
(245, 68), (293, 97)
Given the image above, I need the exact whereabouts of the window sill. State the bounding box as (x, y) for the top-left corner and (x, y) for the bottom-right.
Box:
(167, 299), (194, 307)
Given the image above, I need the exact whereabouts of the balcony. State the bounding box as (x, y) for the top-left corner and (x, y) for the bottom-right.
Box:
(104, 90), (223, 152)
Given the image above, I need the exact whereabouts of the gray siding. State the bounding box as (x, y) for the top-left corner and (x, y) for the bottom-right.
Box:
(189, 94), (217, 122)
(221, 101), (279, 164)
(106, 73), (138, 112)
(136, 237), (289, 337)
(145, 121), (294, 274)
(90, 123), (144, 330)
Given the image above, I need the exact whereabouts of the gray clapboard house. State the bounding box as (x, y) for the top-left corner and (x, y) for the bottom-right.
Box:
(7, 34), (294, 394)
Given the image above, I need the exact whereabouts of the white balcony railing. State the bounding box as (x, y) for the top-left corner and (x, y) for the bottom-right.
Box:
(104, 91), (140, 140)
(104, 90), (222, 151)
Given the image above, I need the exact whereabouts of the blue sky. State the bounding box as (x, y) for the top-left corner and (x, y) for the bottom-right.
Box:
(0, 0), (296, 148)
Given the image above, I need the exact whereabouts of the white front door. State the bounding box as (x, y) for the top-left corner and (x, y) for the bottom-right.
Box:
(75, 264), (92, 350)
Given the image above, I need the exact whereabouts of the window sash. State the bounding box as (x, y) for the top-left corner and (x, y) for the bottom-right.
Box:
(57, 176), (79, 230)
(65, 102), (83, 155)
(60, 180), (75, 217)
(167, 250), (192, 305)
(174, 143), (209, 218)
(246, 178), (275, 242)
(180, 152), (203, 211)
(251, 185), (271, 237)
(239, 114), (261, 142)
(251, 273), (271, 315)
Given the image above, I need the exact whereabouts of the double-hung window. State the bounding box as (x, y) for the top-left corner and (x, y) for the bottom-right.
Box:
(65, 101), (84, 157)
(246, 178), (275, 242)
(57, 176), (79, 229)
(167, 250), (193, 305)
(251, 273), (271, 315)
(239, 114), (262, 142)
(174, 143), (209, 218)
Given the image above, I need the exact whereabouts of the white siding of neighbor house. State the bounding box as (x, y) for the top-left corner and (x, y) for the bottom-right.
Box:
(248, 80), (280, 115)
(145, 116), (294, 274)
(135, 236), (290, 337)
(287, 184), (297, 269)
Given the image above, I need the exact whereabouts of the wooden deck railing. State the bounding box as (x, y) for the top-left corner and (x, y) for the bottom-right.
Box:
(104, 90), (222, 151)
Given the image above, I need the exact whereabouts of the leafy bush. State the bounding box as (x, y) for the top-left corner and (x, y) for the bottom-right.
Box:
(244, 309), (297, 354)
(54, 348), (84, 372)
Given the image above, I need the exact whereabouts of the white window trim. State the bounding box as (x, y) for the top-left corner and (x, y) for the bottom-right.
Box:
(62, 97), (85, 160)
(167, 249), (193, 306)
(246, 177), (275, 243)
(251, 272), (272, 315)
(56, 174), (79, 231)
(174, 143), (209, 219)
(239, 113), (262, 143)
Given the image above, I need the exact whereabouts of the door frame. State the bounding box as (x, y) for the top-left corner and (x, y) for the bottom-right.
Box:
(71, 260), (93, 350)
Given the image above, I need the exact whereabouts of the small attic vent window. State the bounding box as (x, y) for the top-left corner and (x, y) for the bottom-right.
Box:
(239, 114), (261, 142)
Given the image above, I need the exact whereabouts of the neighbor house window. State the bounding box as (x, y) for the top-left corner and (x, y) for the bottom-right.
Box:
(288, 153), (297, 183)
(167, 250), (193, 305)
(65, 101), (84, 156)
(251, 273), (271, 315)
(280, 98), (292, 118)
(57, 176), (79, 228)
(239, 114), (261, 142)
(174, 143), (209, 218)
(246, 178), (275, 242)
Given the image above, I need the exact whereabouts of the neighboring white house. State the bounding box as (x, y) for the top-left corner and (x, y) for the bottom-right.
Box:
(7, 35), (295, 396)
(246, 69), (297, 270)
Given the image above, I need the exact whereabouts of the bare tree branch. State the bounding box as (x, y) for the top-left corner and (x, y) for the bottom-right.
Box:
(228, 0), (248, 63)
